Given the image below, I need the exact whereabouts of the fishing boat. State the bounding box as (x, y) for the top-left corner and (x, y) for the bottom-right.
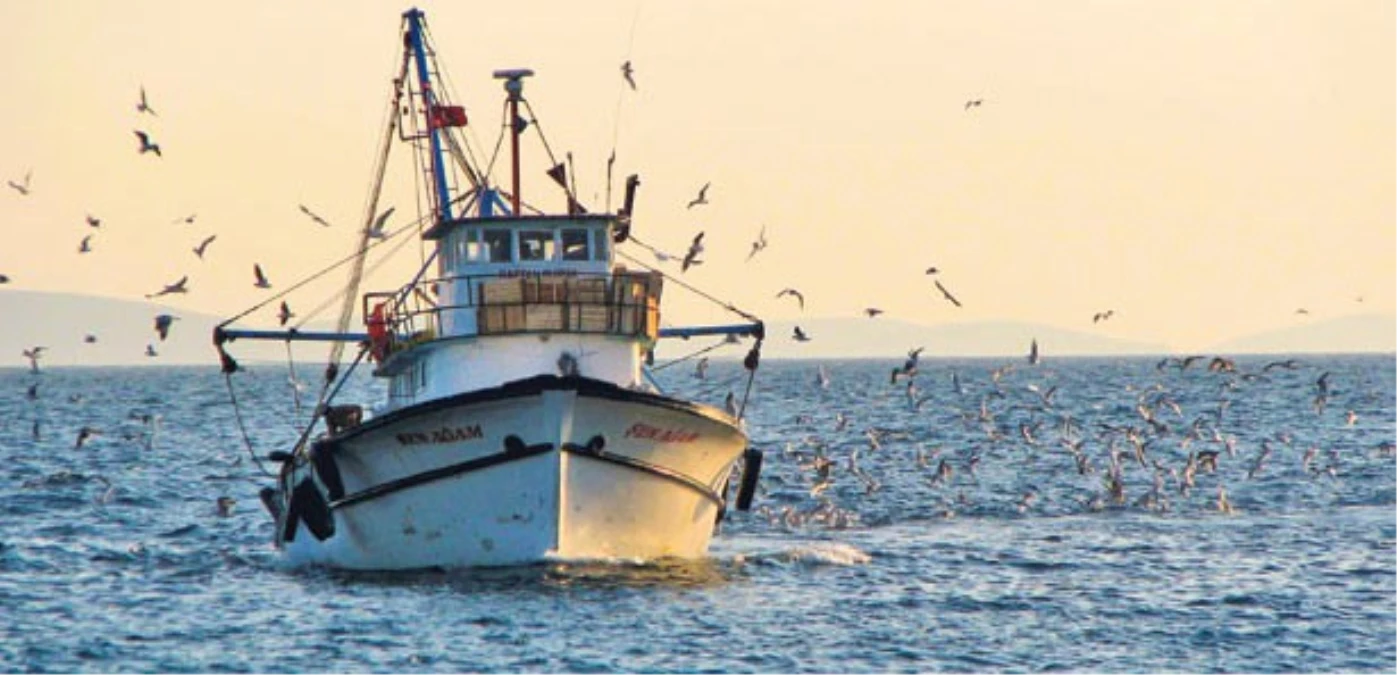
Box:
(213, 8), (765, 570)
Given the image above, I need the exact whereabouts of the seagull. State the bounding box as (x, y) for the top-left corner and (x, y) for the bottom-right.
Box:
(776, 288), (805, 310)
(298, 204), (331, 227)
(145, 276), (188, 299)
(694, 357), (708, 380)
(7, 170), (31, 195)
(792, 326), (811, 342)
(933, 279), (962, 307)
(134, 130), (161, 156)
(22, 347), (45, 373)
(864, 308), (884, 318)
(1027, 338), (1040, 365)
(620, 60), (637, 91)
(136, 86), (157, 116)
(924, 266), (939, 275)
(193, 234), (216, 259)
(253, 264), (272, 289)
(277, 301), (294, 327)
(686, 182), (710, 209)
(366, 206), (394, 239)
(145, 344), (158, 358)
(0, 274), (10, 284)
(83, 334), (97, 344)
(890, 347), (924, 384)
(85, 214), (101, 228)
(26, 383), (39, 400)
(75, 426), (100, 449)
(681, 232), (704, 272)
(746, 224), (768, 261)
(153, 314), (178, 341)
(1092, 310), (1115, 323)
(1295, 308), (1309, 315)
(173, 213), (197, 225)
(215, 496), (236, 518)
(78, 235), (93, 254)
(1262, 359), (1301, 371)
(964, 99), (984, 110)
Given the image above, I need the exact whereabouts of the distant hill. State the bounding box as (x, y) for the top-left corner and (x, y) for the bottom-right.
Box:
(0, 290), (315, 368)
(661, 317), (1171, 360)
(1208, 314), (1396, 355)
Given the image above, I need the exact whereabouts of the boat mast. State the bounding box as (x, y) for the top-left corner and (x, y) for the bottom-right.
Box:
(494, 69), (533, 217)
(403, 8), (454, 222)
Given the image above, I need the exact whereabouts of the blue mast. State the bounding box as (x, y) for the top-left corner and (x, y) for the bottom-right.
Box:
(403, 8), (454, 222)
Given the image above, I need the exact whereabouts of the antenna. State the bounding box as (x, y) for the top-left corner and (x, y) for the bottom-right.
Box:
(494, 69), (534, 216)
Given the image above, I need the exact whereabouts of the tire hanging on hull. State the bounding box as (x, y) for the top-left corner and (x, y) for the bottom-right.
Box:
(284, 478), (336, 542)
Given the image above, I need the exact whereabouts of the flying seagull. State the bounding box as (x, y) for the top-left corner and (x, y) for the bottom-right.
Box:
(299, 204), (331, 227)
(154, 314), (178, 341)
(253, 264), (272, 289)
(865, 307), (884, 318)
(933, 279), (962, 307)
(75, 426), (100, 449)
(22, 346), (45, 373)
(924, 266), (939, 275)
(145, 276), (188, 299)
(78, 235), (93, 254)
(136, 86), (157, 116)
(964, 99), (984, 110)
(366, 206), (395, 239)
(85, 214), (101, 228)
(776, 288), (805, 310)
(620, 61), (637, 91)
(792, 326), (811, 342)
(747, 224), (768, 261)
(277, 301), (294, 326)
(172, 213), (197, 225)
(0, 274), (10, 284)
(681, 232), (704, 273)
(193, 234), (216, 259)
(1092, 310), (1115, 323)
(145, 344), (158, 358)
(1028, 338), (1041, 365)
(7, 170), (31, 196)
(134, 130), (161, 156)
(686, 182), (710, 209)
(84, 334), (97, 344)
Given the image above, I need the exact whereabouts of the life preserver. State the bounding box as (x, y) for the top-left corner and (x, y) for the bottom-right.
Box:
(367, 302), (389, 361)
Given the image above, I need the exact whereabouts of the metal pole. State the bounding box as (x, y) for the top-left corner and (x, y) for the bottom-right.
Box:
(403, 8), (454, 221)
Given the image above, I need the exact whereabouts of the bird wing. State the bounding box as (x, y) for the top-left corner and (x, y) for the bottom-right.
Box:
(934, 280), (962, 307)
(134, 130), (148, 144)
(254, 264), (267, 285)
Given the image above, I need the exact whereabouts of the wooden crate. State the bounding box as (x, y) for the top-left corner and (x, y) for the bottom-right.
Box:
(524, 305), (564, 331)
(481, 279), (523, 304)
(479, 306), (525, 333)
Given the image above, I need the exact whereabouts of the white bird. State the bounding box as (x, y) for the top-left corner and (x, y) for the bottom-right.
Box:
(253, 264), (272, 289)
(746, 224), (768, 261)
(136, 86), (157, 116)
(686, 182), (710, 209)
(193, 234), (216, 259)
(7, 170), (31, 195)
(298, 204), (331, 227)
(145, 275), (188, 299)
(366, 206), (395, 239)
(681, 232), (704, 273)
(134, 130), (161, 156)
(22, 346), (46, 373)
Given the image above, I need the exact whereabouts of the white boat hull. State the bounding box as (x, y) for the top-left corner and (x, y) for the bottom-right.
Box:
(272, 376), (746, 570)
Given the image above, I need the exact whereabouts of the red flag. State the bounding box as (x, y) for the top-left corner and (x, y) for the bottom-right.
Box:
(429, 105), (468, 128)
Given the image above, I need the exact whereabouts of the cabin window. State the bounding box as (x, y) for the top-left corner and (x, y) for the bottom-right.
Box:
(592, 229), (610, 262)
(461, 229), (482, 263)
(519, 230), (555, 261)
(482, 229), (512, 263)
(561, 229), (589, 261)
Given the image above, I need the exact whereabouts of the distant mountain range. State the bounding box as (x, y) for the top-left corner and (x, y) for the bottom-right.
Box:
(2, 290), (1392, 367)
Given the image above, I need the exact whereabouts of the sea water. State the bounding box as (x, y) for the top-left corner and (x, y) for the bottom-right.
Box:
(1, 354), (1393, 673)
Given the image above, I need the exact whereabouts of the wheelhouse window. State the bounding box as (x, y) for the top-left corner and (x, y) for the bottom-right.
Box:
(519, 230), (555, 261)
(482, 229), (512, 263)
(593, 228), (610, 262)
(561, 229), (589, 261)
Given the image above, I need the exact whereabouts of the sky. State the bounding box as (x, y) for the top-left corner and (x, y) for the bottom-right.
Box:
(0, 0), (1392, 355)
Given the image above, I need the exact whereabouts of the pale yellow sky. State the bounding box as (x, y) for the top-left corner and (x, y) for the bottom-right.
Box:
(0, 0), (1392, 353)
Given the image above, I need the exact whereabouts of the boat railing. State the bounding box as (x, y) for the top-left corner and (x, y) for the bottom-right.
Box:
(362, 271), (662, 357)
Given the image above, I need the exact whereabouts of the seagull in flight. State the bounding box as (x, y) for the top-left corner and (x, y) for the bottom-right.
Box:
(620, 60), (637, 91)
(792, 326), (811, 342)
(145, 276), (188, 299)
(277, 301), (294, 326)
(299, 204), (331, 227)
(193, 234), (216, 259)
(85, 214), (101, 228)
(78, 235), (93, 254)
(964, 98), (984, 110)
(75, 426), (100, 449)
(134, 130), (161, 156)
(153, 314), (178, 341)
(145, 344), (158, 358)
(22, 346), (46, 373)
(933, 279), (962, 307)
(7, 170), (31, 195)
(746, 224), (768, 261)
(0, 274), (11, 284)
(686, 182), (710, 209)
(173, 213), (197, 225)
(681, 232), (704, 273)
(864, 307), (884, 318)
(366, 206), (394, 239)
(253, 264), (272, 289)
(1092, 310), (1115, 323)
(924, 266), (939, 275)
(136, 86), (157, 116)
(776, 288), (805, 310)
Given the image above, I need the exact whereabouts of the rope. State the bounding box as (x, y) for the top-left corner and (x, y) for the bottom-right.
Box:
(650, 338), (730, 372)
(223, 372), (277, 478)
(615, 243), (762, 324)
